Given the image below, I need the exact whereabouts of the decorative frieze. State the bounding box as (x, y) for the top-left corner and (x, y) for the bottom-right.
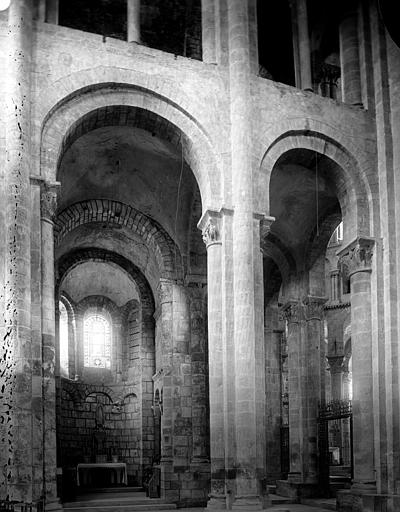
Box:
(337, 236), (375, 276)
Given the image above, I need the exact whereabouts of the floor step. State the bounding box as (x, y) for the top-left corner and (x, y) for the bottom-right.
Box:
(270, 495), (297, 506)
(301, 498), (337, 511)
(73, 492), (147, 502)
(63, 506), (176, 512)
(65, 497), (164, 508)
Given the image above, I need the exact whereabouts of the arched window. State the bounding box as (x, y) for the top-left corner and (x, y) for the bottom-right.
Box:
(84, 314), (111, 369)
(59, 301), (69, 376)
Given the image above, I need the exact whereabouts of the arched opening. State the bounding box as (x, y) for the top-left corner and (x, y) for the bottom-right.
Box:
(264, 143), (361, 497)
(59, 301), (69, 377)
(83, 313), (112, 369)
(51, 99), (208, 504)
(257, 0), (295, 86)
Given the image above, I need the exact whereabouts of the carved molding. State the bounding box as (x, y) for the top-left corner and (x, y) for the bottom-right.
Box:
(259, 215), (275, 242)
(202, 218), (220, 247)
(197, 208), (222, 248)
(280, 301), (302, 323)
(327, 355), (345, 375)
(303, 296), (327, 320)
(337, 236), (375, 276)
(41, 182), (60, 221)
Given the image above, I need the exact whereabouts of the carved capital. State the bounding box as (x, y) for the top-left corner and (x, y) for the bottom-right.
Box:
(41, 182), (60, 221)
(197, 209), (222, 248)
(337, 236), (375, 276)
(157, 278), (174, 304)
(202, 218), (220, 246)
(259, 214), (275, 242)
(280, 301), (302, 323)
(327, 355), (345, 375)
(303, 296), (327, 320)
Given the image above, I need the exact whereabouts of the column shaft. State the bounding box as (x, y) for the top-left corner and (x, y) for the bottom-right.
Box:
(201, 0), (217, 63)
(127, 0), (141, 43)
(45, 0), (59, 24)
(338, 237), (376, 492)
(3, 0), (33, 502)
(296, 0), (313, 91)
(350, 270), (375, 485)
(265, 314), (283, 482)
(40, 184), (60, 506)
(228, 2), (265, 506)
(199, 214), (225, 508)
(339, 6), (362, 105)
(303, 297), (326, 484)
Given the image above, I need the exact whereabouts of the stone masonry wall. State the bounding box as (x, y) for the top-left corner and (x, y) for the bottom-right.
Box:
(56, 381), (144, 486)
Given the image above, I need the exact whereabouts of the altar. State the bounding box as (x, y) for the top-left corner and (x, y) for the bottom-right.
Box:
(76, 462), (128, 487)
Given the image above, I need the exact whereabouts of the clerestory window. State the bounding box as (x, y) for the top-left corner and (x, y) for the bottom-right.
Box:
(84, 314), (111, 369)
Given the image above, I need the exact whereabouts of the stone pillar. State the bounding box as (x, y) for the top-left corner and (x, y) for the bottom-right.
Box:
(330, 270), (340, 302)
(156, 278), (193, 504)
(127, 0), (140, 43)
(281, 301), (304, 484)
(303, 296), (326, 484)
(2, 0), (33, 502)
(292, 0), (313, 91)
(198, 211), (225, 509)
(327, 355), (344, 401)
(40, 182), (62, 509)
(156, 279), (174, 500)
(339, 3), (362, 106)
(187, 284), (208, 462)
(201, 0), (217, 63)
(45, 0), (59, 24)
(338, 237), (376, 494)
(264, 304), (284, 483)
(278, 296), (325, 495)
(228, 1), (267, 507)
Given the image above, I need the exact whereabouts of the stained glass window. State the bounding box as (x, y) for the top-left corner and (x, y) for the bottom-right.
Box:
(84, 314), (111, 369)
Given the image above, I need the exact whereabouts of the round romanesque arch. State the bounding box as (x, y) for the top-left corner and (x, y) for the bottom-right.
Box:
(39, 77), (221, 209)
(256, 122), (375, 240)
(56, 247), (155, 315)
(55, 199), (183, 280)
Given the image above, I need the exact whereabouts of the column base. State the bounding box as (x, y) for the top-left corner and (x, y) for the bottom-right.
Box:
(276, 479), (324, 500)
(44, 498), (63, 512)
(337, 490), (400, 512)
(207, 494), (227, 510)
(232, 495), (270, 510)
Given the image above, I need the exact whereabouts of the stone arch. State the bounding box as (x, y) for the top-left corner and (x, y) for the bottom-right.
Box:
(84, 387), (117, 404)
(258, 126), (373, 240)
(39, 75), (221, 209)
(55, 199), (183, 279)
(306, 210), (342, 271)
(56, 247), (155, 314)
(262, 236), (295, 289)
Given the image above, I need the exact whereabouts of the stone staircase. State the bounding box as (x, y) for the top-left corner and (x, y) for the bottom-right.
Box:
(62, 487), (177, 512)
